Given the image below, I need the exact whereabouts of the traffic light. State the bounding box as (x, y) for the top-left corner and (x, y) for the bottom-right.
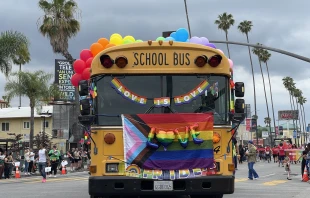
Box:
(79, 80), (90, 116)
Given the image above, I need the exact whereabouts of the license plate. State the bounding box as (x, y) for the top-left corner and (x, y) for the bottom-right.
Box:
(154, 181), (173, 191)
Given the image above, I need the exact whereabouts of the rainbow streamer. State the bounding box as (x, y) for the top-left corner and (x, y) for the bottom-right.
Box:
(110, 78), (147, 105)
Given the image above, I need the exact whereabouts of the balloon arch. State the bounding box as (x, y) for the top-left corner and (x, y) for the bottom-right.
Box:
(70, 28), (234, 86)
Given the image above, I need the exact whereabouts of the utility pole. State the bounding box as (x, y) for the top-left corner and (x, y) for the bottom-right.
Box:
(183, 0), (192, 38)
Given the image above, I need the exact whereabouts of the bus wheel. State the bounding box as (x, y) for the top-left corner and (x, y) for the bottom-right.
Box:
(191, 195), (223, 198)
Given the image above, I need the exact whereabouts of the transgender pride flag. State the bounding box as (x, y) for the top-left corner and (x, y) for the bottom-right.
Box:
(122, 113), (214, 170)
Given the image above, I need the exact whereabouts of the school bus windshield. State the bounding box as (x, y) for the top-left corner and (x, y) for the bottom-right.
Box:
(94, 74), (229, 126)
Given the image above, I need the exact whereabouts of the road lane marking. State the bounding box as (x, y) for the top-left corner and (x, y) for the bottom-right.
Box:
(263, 180), (287, 186)
(27, 177), (88, 184)
(235, 178), (248, 182)
(0, 176), (88, 184)
(260, 173), (276, 178)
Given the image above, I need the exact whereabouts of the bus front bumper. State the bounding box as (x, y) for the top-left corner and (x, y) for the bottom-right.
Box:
(89, 176), (234, 196)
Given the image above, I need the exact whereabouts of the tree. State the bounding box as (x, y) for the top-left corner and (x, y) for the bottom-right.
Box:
(299, 96), (307, 143)
(293, 88), (302, 145)
(38, 0), (82, 144)
(1, 95), (11, 107)
(12, 44), (31, 107)
(252, 115), (258, 119)
(33, 131), (52, 149)
(252, 44), (272, 141)
(282, 77), (298, 144)
(264, 117), (271, 127)
(37, 0), (80, 61)
(238, 20), (257, 123)
(0, 30), (30, 76)
(4, 70), (59, 148)
(9, 134), (23, 152)
(260, 49), (277, 136)
(215, 12), (235, 58)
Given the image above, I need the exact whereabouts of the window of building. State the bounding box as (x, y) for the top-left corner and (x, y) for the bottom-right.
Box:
(42, 121), (49, 128)
(23, 122), (30, 129)
(1, 122), (9, 131)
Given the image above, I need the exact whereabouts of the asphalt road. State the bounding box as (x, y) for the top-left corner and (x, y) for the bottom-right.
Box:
(0, 162), (309, 198)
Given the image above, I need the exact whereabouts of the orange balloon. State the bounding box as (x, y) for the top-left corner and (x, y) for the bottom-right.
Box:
(97, 38), (109, 48)
(105, 43), (116, 49)
(90, 43), (104, 56)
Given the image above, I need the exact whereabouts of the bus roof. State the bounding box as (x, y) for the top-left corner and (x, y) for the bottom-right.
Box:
(91, 41), (231, 76)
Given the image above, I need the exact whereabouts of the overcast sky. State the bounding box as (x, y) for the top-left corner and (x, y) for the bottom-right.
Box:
(1, 0), (310, 127)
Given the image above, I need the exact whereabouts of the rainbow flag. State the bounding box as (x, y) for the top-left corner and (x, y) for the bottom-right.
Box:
(122, 113), (214, 170)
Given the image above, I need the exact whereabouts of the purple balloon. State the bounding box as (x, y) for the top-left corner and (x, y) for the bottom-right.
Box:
(205, 43), (216, 49)
(200, 37), (209, 45)
(189, 36), (203, 45)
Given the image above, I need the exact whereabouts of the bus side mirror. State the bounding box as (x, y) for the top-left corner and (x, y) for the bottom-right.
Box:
(235, 99), (245, 113)
(235, 82), (244, 97)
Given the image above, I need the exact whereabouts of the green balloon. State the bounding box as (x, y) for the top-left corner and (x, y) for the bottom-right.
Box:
(135, 40), (143, 43)
(123, 39), (133, 44)
(156, 37), (165, 41)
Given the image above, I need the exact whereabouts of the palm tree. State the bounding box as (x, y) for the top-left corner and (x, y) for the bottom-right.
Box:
(264, 117), (271, 127)
(300, 96), (307, 143)
(38, 0), (81, 144)
(252, 44), (272, 141)
(12, 44), (31, 107)
(215, 12), (235, 58)
(0, 30), (30, 76)
(260, 50), (277, 137)
(293, 89), (302, 145)
(37, 0), (80, 61)
(238, 20), (257, 126)
(282, 77), (294, 111)
(5, 70), (59, 148)
(298, 96), (306, 143)
(1, 95), (11, 107)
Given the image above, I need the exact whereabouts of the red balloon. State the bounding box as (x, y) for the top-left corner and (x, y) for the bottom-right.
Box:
(86, 57), (93, 68)
(73, 59), (86, 74)
(80, 49), (93, 62)
(82, 68), (91, 80)
(71, 73), (82, 87)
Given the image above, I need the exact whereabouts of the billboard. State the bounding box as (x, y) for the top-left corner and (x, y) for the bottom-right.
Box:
(278, 110), (299, 120)
(246, 118), (251, 131)
(262, 131), (269, 138)
(54, 59), (75, 101)
(250, 118), (257, 132)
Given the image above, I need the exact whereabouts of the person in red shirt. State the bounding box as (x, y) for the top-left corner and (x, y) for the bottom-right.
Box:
(272, 146), (279, 163)
(278, 143), (286, 167)
(265, 145), (271, 163)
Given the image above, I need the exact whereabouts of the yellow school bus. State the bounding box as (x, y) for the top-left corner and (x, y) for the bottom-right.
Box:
(80, 40), (245, 198)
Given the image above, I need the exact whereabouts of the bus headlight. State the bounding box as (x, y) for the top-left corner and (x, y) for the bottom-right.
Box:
(106, 163), (119, 173)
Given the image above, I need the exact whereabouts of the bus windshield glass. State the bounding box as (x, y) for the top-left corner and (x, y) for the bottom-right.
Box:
(94, 75), (229, 126)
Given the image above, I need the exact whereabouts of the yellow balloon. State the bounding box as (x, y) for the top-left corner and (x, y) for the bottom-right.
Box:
(110, 36), (123, 46)
(123, 35), (135, 42)
(110, 33), (122, 41)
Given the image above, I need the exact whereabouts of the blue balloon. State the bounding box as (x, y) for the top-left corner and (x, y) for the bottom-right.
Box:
(165, 37), (175, 41)
(170, 32), (177, 39)
(186, 39), (189, 42)
(175, 28), (189, 42)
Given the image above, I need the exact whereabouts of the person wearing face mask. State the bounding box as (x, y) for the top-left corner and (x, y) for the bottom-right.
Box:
(48, 145), (60, 177)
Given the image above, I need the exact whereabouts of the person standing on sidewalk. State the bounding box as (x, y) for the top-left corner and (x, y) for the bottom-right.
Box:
(246, 140), (259, 180)
(38, 144), (49, 183)
(24, 149), (30, 175)
(0, 151), (5, 179)
(28, 149), (35, 174)
(48, 146), (60, 177)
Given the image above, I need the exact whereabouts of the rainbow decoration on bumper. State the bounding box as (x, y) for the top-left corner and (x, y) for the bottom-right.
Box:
(110, 78), (147, 105)
(122, 113), (214, 170)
